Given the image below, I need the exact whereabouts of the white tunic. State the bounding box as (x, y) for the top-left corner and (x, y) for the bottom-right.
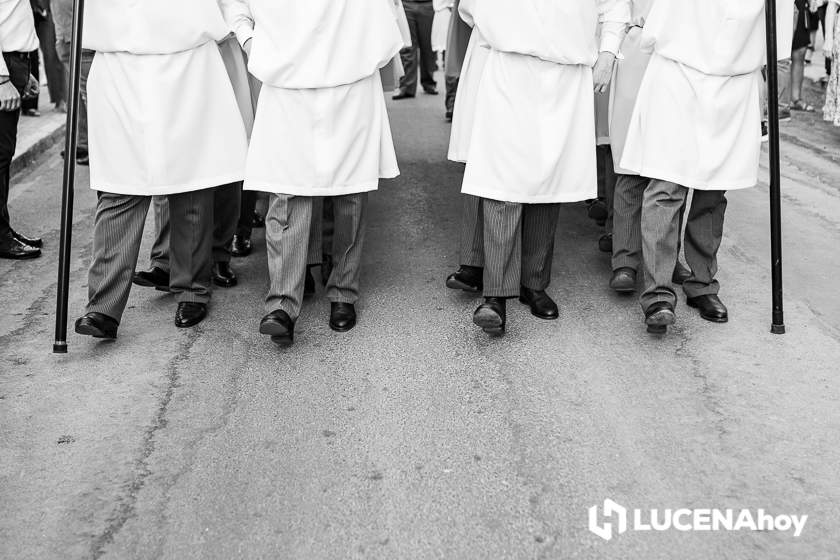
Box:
(222, 0), (405, 195)
(448, 31), (489, 163)
(455, 0), (631, 204)
(432, 1), (454, 52)
(84, 2), (247, 196)
(620, 0), (795, 190)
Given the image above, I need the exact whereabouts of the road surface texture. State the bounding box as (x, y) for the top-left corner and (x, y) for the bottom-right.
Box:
(2, 82), (840, 559)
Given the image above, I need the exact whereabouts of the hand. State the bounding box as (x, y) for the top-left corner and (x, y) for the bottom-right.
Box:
(243, 38), (252, 58)
(0, 81), (21, 112)
(22, 74), (39, 100)
(593, 52), (616, 94)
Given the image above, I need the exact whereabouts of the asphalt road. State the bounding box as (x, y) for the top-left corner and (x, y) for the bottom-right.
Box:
(1, 84), (840, 560)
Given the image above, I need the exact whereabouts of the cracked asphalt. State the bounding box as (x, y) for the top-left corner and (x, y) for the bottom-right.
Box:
(1, 82), (840, 560)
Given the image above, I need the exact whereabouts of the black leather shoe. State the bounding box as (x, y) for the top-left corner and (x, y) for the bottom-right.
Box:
(76, 149), (89, 166)
(392, 91), (415, 100)
(0, 235), (40, 259)
(644, 301), (676, 334)
(330, 302), (357, 332)
(304, 267), (316, 297)
(423, 87), (439, 95)
(74, 312), (118, 339)
(251, 212), (265, 229)
(610, 267), (637, 294)
(587, 198), (609, 224)
(132, 267), (170, 292)
(519, 287), (559, 320)
(231, 233), (252, 257)
(598, 233), (612, 253)
(175, 302), (207, 328)
(212, 262), (238, 288)
(672, 262), (692, 285)
(446, 265), (483, 293)
(260, 309), (295, 347)
(473, 297), (506, 335)
(686, 294), (729, 323)
(11, 229), (42, 248)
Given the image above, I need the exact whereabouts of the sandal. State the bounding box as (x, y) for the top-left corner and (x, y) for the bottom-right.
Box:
(790, 99), (815, 112)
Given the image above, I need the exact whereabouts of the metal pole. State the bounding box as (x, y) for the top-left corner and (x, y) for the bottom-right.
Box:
(764, 0), (786, 335)
(53, 0), (85, 353)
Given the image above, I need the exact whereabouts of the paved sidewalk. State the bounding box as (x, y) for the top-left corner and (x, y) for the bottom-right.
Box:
(10, 95), (66, 177)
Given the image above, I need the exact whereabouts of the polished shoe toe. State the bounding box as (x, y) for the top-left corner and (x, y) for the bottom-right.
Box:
(609, 267), (637, 294)
(644, 302), (676, 334)
(0, 235), (41, 260)
(686, 294), (729, 323)
(230, 233), (252, 257)
(11, 229), (43, 248)
(445, 265), (483, 293)
(132, 267), (170, 292)
(175, 302), (207, 328)
(74, 312), (119, 339)
(212, 262), (238, 288)
(473, 297), (506, 335)
(329, 302), (357, 332)
(260, 310), (295, 347)
(519, 287), (559, 320)
(672, 262), (692, 285)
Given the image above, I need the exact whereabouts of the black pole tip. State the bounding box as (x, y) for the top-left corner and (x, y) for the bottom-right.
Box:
(53, 342), (68, 354)
(771, 324), (786, 335)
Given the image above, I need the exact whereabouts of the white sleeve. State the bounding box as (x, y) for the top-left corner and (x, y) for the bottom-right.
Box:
(598, 0), (631, 55)
(218, 0), (255, 47)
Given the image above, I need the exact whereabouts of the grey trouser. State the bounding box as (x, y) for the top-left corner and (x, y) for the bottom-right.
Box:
(150, 182), (241, 270)
(479, 198), (560, 298)
(265, 193), (367, 319)
(86, 189), (214, 322)
(640, 180), (727, 310)
(597, 144), (616, 232)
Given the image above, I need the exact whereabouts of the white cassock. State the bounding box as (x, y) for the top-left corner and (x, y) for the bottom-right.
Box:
(455, 0), (631, 204)
(223, 0), (406, 197)
(620, 0), (794, 190)
(448, 29), (490, 163)
(432, 0), (455, 52)
(83, 0), (247, 196)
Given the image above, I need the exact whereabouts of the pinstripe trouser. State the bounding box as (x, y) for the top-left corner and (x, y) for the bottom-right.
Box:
(480, 198), (560, 298)
(640, 180), (727, 310)
(265, 193), (367, 318)
(149, 182), (242, 270)
(86, 189), (214, 322)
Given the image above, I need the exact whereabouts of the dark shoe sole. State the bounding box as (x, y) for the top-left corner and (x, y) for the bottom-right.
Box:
(74, 323), (116, 340)
(212, 278), (238, 288)
(261, 322), (294, 347)
(518, 297), (559, 320)
(0, 251), (41, 260)
(611, 283), (636, 294)
(329, 321), (356, 333)
(645, 309), (676, 334)
(686, 300), (729, 323)
(473, 308), (505, 335)
(132, 277), (171, 292)
(446, 276), (482, 293)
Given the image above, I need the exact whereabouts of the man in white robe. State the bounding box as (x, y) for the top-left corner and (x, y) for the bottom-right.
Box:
(454, 0), (630, 335)
(621, 0), (794, 333)
(224, 0), (405, 347)
(73, 0), (248, 339)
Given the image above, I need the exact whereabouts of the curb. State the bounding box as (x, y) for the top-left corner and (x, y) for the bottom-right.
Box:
(10, 122), (66, 178)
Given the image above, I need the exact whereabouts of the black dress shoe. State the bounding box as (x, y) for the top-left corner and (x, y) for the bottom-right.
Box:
(175, 302), (207, 328)
(644, 301), (676, 334)
(598, 233), (613, 253)
(251, 212), (265, 228)
(686, 294), (729, 323)
(423, 87), (439, 95)
(260, 309), (295, 347)
(212, 262), (238, 288)
(587, 198), (609, 223)
(473, 297), (506, 335)
(519, 287), (559, 320)
(304, 267), (316, 297)
(0, 235), (40, 259)
(132, 267), (170, 292)
(231, 233), (252, 257)
(11, 229), (43, 248)
(609, 267), (637, 294)
(446, 265), (483, 293)
(329, 302), (357, 332)
(74, 312), (118, 339)
(392, 91), (415, 100)
(76, 149), (89, 166)
(672, 262), (692, 285)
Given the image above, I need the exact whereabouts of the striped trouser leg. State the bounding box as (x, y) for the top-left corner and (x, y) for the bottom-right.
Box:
(265, 194), (313, 318)
(611, 174), (649, 272)
(307, 197), (324, 267)
(682, 190), (727, 299)
(482, 198), (523, 298)
(213, 182), (242, 264)
(168, 189), (214, 305)
(326, 193), (368, 304)
(150, 195), (170, 272)
(639, 179), (689, 311)
(86, 192), (152, 322)
(458, 194), (484, 267)
(597, 145), (617, 232)
(521, 203), (560, 291)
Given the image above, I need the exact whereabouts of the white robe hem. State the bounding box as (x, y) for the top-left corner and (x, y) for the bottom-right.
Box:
(619, 163), (756, 191)
(90, 173), (245, 197)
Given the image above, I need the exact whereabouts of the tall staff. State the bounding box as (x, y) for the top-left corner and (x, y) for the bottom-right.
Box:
(764, 0), (786, 335)
(53, 0), (85, 353)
